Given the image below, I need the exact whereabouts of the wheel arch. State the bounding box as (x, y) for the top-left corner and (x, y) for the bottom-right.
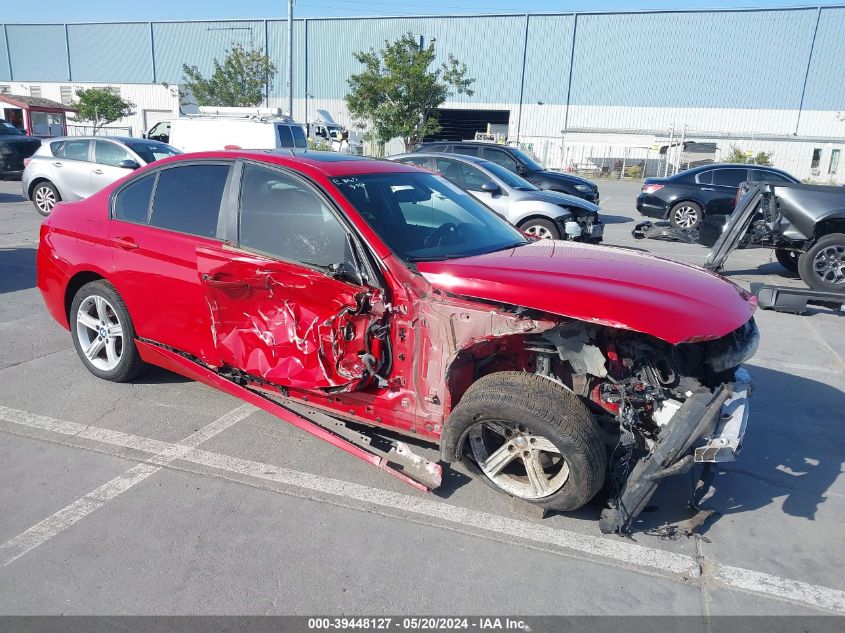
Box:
(28, 177), (55, 199)
(813, 217), (845, 240)
(64, 271), (107, 324)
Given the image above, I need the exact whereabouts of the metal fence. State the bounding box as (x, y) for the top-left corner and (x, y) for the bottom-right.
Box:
(66, 125), (133, 137)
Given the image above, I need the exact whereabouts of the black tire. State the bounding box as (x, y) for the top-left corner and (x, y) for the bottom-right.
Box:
(798, 233), (845, 292)
(32, 180), (61, 216)
(69, 280), (147, 382)
(443, 372), (606, 511)
(668, 201), (702, 230)
(774, 249), (799, 274)
(519, 218), (560, 240)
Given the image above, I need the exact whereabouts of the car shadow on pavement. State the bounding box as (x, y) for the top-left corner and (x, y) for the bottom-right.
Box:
(721, 261), (799, 279)
(625, 364), (845, 537)
(0, 192), (25, 204)
(0, 247), (36, 294)
(131, 366), (193, 385)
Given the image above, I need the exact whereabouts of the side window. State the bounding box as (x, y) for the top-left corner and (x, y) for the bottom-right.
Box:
(424, 144), (446, 152)
(113, 174), (156, 223)
(713, 168), (748, 187)
(94, 141), (133, 167)
(239, 162), (348, 269)
(61, 140), (90, 162)
(149, 164), (229, 237)
(434, 159), (488, 191)
(750, 169), (788, 183)
(696, 169), (713, 185)
(453, 145), (480, 157)
(277, 125), (294, 148)
(482, 147), (517, 171)
(50, 141), (65, 156)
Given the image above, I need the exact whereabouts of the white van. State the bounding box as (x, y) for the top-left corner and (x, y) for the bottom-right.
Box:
(145, 107), (308, 153)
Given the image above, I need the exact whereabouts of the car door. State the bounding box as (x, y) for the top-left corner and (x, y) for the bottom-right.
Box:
(433, 158), (509, 218)
(195, 160), (386, 391)
(91, 140), (138, 194)
(710, 167), (750, 215)
(109, 161), (234, 365)
(52, 139), (93, 200)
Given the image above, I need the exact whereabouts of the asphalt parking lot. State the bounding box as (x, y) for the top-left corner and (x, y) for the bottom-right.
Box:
(1, 177), (844, 617)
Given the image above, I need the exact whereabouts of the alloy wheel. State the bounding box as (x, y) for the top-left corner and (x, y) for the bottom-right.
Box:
(34, 186), (57, 213)
(75, 295), (124, 371)
(672, 205), (699, 229)
(812, 245), (845, 285)
(523, 224), (554, 239)
(468, 420), (569, 499)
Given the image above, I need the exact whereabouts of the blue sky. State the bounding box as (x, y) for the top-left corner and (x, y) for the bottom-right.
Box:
(3, 0), (844, 22)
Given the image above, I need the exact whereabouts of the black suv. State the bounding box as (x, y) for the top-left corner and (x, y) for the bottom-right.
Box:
(0, 120), (41, 180)
(415, 141), (599, 203)
(637, 163), (799, 230)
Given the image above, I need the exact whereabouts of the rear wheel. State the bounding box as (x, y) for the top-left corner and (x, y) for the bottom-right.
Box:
(519, 218), (560, 240)
(70, 280), (147, 382)
(668, 201), (702, 230)
(798, 233), (845, 291)
(32, 181), (60, 216)
(774, 249), (799, 274)
(444, 372), (606, 511)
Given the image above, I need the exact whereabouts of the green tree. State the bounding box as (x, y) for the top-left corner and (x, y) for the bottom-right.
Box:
(346, 33), (475, 151)
(182, 44), (277, 107)
(722, 144), (773, 166)
(72, 88), (135, 135)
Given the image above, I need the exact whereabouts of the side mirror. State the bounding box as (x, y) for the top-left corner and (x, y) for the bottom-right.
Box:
(481, 181), (501, 194)
(118, 159), (140, 170)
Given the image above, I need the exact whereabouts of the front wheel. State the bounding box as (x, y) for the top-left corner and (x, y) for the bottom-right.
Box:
(798, 233), (845, 291)
(70, 280), (147, 382)
(519, 218), (560, 240)
(443, 372), (606, 511)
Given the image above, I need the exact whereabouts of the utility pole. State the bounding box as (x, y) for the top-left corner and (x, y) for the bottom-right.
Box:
(286, 0), (294, 118)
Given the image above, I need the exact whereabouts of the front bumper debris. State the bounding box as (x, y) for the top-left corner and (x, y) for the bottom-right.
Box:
(695, 368), (752, 462)
(599, 368), (752, 534)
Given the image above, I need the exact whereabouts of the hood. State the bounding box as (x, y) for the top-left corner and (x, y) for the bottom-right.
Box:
(417, 240), (756, 345)
(526, 189), (600, 212)
(531, 170), (595, 188)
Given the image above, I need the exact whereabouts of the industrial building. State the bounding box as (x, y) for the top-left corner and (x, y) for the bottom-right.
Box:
(2, 6), (845, 181)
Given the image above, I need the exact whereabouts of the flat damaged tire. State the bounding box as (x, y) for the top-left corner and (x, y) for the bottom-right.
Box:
(70, 280), (147, 382)
(443, 372), (606, 511)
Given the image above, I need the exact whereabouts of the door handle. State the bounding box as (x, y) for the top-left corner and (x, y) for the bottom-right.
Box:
(52, 162), (63, 167)
(201, 274), (250, 291)
(92, 168), (104, 175)
(112, 236), (139, 250)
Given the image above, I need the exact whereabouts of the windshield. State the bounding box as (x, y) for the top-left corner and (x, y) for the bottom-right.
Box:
(509, 147), (543, 171)
(332, 172), (527, 262)
(482, 160), (537, 190)
(0, 120), (24, 136)
(126, 141), (181, 164)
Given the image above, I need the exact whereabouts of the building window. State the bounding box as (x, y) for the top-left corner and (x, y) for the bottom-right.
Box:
(0, 85), (11, 94)
(60, 86), (73, 105)
(107, 86), (121, 97)
(830, 149), (840, 175)
(30, 86), (42, 98)
(811, 148), (822, 170)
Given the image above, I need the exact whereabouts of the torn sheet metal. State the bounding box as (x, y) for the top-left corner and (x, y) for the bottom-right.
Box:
(197, 245), (384, 391)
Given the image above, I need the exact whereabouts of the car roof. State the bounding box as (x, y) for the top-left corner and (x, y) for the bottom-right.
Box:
(149, 149), (420, 178)
(392, 152), (492, 166)
(420, 140), (506, 148)
(44, 136), (164, 144)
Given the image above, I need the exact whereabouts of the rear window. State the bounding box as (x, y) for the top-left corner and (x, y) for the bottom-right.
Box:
(149, 164), (230, 238)
(276, 125), (307, 149)
(291, 125), (307, 148)
(113, 174), (156, 223)
(713, 168), (748, 187)
(695, 169), (713, 185)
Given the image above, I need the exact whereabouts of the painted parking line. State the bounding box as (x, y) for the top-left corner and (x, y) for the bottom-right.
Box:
(0, 404), (254, 567)
(1, 404), (844, 613)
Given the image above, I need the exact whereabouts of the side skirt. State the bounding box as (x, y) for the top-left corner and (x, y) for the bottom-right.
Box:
(135, 339), (442, 492)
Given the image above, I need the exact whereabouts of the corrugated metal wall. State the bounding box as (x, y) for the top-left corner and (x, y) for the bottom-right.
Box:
(1, 8), (843, 114)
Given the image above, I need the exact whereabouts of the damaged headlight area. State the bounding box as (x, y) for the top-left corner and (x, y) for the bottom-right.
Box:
(557, 207), (603, 242)
(528, 319), (756, 533)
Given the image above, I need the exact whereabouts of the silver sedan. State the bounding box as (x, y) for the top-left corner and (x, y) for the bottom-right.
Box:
(389, 152), (603, 241)
(22, 136), (180, 216)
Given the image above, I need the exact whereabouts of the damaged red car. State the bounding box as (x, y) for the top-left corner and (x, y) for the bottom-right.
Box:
(37, 151), (758, 533)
